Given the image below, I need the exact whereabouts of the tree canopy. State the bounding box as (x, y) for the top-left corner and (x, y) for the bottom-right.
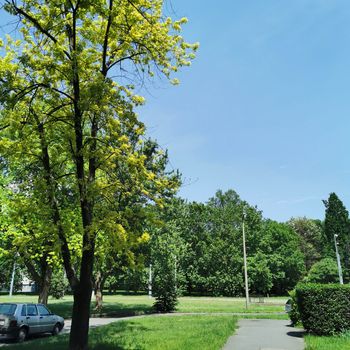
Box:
(0, 1), (197, 348)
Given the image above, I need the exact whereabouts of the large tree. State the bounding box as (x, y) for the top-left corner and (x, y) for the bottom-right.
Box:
(288, 217), (325, 271)
(169, 190), (264, 297)
(92, 139), (179, 310)
(323, 193), (350, 280)
(0, 178), (64, 305)
(259, 220), (305, 294)
(0, 1), (197, 349)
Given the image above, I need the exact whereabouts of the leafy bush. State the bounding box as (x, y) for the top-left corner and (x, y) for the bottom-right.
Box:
(123, 269), (148, 294)
(304, 258), (339, 284)
(288, 290), (301, 326)
(201, 270), (243, 297)
(296, 283), (350, 335)
(49, 270), (69, 299)
(248, 252), (273, 295)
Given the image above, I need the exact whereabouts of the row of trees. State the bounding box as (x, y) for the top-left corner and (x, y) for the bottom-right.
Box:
(2, 185), (347, 304)
(121, 192), (304, 297)
(149, 191), (306, 297)
(0, 178), (349, 300)
(2, 189), (347, 298)
(110, 191), (347, 305)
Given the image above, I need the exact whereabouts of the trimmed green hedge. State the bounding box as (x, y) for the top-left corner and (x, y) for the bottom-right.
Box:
(296, 283), (350, 335)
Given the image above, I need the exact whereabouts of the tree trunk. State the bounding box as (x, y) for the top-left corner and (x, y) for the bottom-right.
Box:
(69, 286), (92, 350)
(69, 247), (94, 350)
(23, 251), (52, 306)
(94, 271), (103, 312)
(94, 286), (103, 312)
(38, 267), (52, 305)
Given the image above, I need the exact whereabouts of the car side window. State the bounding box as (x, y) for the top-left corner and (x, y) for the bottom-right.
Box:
(21, 305), (27, 316)
(27, 305), (37, 316)
(37, 305), (50, 316)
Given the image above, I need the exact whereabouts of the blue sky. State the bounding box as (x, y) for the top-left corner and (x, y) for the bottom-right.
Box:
(1, 1), (350, 221)
(140, 0), (350, 221)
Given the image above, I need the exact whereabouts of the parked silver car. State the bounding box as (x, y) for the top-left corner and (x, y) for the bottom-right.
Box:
(285, 298), (292, 313)
(0, 303), (64, 342)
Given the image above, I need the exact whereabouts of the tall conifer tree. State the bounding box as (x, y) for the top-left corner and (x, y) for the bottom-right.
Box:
(323, 193), (350, 280)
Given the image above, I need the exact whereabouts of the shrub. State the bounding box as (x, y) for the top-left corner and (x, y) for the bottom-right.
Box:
(304, 258), (339, 284)
(49, 270), (69, 299)
(288, 290), (301, 326)
(296, 283), (350, 335)
(247, 252), (273, 295)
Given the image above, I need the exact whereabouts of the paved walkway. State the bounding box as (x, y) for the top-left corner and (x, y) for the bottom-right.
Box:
(223, 319), (305, 350)
(61, 317), (129, 334)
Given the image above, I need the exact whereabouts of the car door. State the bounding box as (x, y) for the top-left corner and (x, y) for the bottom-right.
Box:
(37, 304), (54, 333)
(18, 304), (27, 327)
(26, 304), (41, 334)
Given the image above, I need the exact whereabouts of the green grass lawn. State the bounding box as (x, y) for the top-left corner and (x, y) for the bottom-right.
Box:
(177, 296), (285, 313)
(304, 333), (350, 350)
(0, 294), (286, 319)
(5, 315), (237, 350)
(9, 293), (350, 349)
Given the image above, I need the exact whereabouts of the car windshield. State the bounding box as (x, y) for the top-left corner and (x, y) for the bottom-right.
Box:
(0, 304), (17, 315)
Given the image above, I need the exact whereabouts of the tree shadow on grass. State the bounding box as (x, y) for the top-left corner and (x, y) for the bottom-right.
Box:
(48, 301), (153, 319)
(92, 303), (153, 317)
(48, 301), (74, 319)
(89, 321), (149, 350)
(4, 321), (149, 350)
(1, 333), (70, 350)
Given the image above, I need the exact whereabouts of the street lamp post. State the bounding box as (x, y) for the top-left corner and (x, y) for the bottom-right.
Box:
(242, 209), (249, 309)
(148, 264), (152, 299)
(334, 234), (344, 285)
(174, 255), (177, 292)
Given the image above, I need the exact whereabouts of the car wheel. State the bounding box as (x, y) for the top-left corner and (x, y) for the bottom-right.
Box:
(17, 328), (27, 343)
(52, 323), (60, 336)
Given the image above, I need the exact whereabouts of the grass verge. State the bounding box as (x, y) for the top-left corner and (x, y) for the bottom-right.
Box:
(304, 332), (350, 350)
(6, 315), (237, 350)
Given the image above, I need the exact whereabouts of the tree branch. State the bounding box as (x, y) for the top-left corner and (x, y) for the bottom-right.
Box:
(0, 124), (9, 131)
(7, 0), (72, 60)
(107, 52), (145, 73)
(125, 0), (152, 25)
(102, 0), (114, 76)
(31, 111), (79, 289)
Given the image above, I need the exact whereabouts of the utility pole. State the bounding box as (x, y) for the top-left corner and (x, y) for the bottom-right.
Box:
(148, 264), (152, 298)
(334, 234), (344, 284)
(242, 208), (249, 309)
(174, 255), (177, 291)
(9, 257), (17, 297)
